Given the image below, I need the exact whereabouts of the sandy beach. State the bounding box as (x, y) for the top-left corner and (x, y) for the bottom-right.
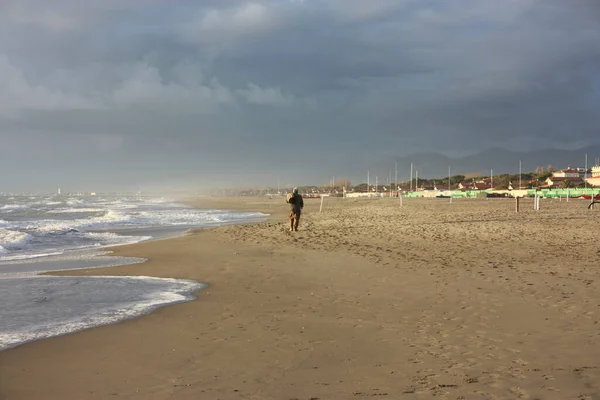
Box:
(1, 196), (600, 399)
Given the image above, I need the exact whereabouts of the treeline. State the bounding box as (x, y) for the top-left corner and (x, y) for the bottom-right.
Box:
(208, 166), (580, 196)
(352, 170), (554, 190)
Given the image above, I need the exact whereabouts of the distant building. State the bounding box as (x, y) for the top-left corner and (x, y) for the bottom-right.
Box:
(344, 192), (383, 198)
(586, 165), (600, 187)
(552, 168), (591, 179)
(544, 176), (584, 188)
(552, 168), (581, 178)
(458, 181), (491, 191)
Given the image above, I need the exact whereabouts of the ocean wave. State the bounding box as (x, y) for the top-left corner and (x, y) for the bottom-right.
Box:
(0, 251), (64, 261)
(0, 204), (30, 211)
(47, 208), (105, 214)
(28, 210), (132, 233)
(83, 232), (153, 248)
(0, 230), (151, 261)
(0, 196), (266, 262)
(25, 209), (266, 233)
(0, 276), (206, 350)
(66, 199), (84, 206)
(0, 230), (34, 252)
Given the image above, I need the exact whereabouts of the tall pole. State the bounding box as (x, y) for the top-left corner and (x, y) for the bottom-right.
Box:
(367, 170), (370, 193)
(416, 170), (418, 190)
(395, 162), (398, 197)
(519, 160), (522, 191)
(410, 163), (413, 192)
(375, 176), (378, 194)
(448, 166), (452, 203)
(585, 153), (588, 189)
(491, 169), (493, 189)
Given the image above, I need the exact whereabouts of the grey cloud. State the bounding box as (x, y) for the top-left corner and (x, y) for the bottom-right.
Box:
(0, 0), (599, 191)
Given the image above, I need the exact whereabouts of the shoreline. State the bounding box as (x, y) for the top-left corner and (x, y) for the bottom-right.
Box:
(0, 200), (270, 351)
(0, 275), (206, 352)
(1, 196), (599, 399)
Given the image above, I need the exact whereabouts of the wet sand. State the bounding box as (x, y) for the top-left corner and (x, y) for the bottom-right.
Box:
(1, 196), (599, 399)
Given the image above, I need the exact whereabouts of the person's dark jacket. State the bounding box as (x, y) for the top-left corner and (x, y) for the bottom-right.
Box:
(288, 193), (304, 212)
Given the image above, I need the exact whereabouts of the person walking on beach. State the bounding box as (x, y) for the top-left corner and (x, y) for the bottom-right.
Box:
(287, 187), (304, 232)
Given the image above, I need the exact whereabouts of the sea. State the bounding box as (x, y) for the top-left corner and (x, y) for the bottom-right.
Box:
(0, 194), (266, 350)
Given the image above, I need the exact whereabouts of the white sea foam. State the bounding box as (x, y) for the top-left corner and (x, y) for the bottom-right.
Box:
(83, 232), (153, 247)
(0, 230), (33, 252)
(0, 250), (146, 276)
(0, 195), (267, 261)
(25, 209), (262, 234)
(0, 204), (30, 211)
(0, 232), (151, 261)
(47, 208), (105, 214)
(0, 251), (65, 261)
(66, 199), (84, 206)
(0, 276), (206, 350)
(0, 196), (265, 349)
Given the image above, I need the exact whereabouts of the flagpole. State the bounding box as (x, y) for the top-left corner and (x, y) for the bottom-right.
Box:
(395, 162), (398, 197)
(416, 170), (418, 191)
(585, 153), (588, 189)
(410, 163), (413, 192)
(448, 166), (452, 204)
(519, 160), (522, 191)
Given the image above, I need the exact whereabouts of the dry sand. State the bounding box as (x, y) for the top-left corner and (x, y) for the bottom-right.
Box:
(1, 196), (600, 399)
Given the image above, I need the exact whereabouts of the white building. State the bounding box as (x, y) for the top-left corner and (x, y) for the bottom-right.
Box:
(586, 165), (600, 187)
(552, 168), (581, 178)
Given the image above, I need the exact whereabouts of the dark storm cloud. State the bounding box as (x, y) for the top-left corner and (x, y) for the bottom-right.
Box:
(0, 0), (599, 191)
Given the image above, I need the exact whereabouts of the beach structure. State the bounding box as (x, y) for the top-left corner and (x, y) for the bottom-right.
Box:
(544, 176), (584, 188)
(553, 168), (581, 178)
(344, 191), (383, 198)
(458, 181), (492, 191)
(586, 165), (600, 187)
(543, 168), (587, 188)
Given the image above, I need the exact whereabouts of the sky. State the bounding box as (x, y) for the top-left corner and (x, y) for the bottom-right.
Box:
(1, 0), (599, 192)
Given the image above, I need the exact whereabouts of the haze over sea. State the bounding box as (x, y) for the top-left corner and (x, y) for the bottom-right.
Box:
(0, 195), (266, 350)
